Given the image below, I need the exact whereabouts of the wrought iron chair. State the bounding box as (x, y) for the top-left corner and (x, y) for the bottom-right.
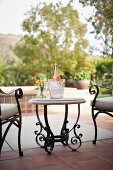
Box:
(0, 88), (23, 156)
(89, 85), (113, 144)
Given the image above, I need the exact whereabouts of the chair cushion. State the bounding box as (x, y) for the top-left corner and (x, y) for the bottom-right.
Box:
(91, 96), (113, 112)
(1, 103), (18, 120)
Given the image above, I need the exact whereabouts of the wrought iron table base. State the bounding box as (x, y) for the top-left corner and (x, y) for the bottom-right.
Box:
(34, 104), (82, 154)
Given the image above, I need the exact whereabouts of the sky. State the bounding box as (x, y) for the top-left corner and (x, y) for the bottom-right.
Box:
(0, 0), (94, 35)
(0, 0), (38, 35)
(0, 0), (101, 55)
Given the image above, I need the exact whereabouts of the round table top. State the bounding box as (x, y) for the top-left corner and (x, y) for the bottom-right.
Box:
(28, 97), (86, 105)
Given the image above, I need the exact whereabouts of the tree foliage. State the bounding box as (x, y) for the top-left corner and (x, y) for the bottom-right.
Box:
(79, 0), (113, 57)
(93, 57), (113, 86)
(14, 1), (91, 85)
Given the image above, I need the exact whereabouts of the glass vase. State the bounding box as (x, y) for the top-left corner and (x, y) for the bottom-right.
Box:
(38, 86), (45, 99)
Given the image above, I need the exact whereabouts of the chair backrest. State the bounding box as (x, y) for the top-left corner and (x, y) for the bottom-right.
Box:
(0, 88), (23, 156)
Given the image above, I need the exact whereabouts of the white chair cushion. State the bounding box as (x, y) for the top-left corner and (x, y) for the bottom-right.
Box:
(91, 96), (113, 111)
(1, 103), (18, 120)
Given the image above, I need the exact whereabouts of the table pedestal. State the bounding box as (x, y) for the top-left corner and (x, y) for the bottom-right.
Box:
(34, 103), (82, 154)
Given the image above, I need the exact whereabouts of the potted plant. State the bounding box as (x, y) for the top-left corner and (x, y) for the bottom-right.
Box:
(73, 71), (91, 89)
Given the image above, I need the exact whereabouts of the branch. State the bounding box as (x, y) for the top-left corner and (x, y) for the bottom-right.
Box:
(89, 46), (112, 56)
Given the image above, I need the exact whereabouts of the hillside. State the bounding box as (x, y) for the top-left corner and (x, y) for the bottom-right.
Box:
(0, 33), (21, 64)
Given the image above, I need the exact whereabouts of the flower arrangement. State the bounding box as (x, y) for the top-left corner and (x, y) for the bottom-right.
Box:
(34, 72), (47, 98)
(35, 79), (45, 91)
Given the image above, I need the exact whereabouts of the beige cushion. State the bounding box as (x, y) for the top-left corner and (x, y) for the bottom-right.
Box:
(91, 96), (113, 112)
(1, 103), (18, 120)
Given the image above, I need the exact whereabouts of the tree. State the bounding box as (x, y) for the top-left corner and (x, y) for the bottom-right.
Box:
(79, 0), (113, 57)
(0, 59), (7, 85)
(15, 1), (90, 85)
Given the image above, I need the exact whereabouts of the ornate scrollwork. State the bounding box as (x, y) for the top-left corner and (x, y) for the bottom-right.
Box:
(35, 133), (45, 147)
(89, 85), (99, 95)
(34, 121), (46, 147)
(89, 85), (99, 107)
(67, 123), (82, 151)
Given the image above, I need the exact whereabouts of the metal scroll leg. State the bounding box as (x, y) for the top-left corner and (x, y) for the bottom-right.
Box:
(35, 105), (45, 148)
(60, 104), (69, 146)
(44, 105), (54, 154)
(67, 104), (82, 151)
(92, 108), (97, 144)
(18, 116), (23, 156)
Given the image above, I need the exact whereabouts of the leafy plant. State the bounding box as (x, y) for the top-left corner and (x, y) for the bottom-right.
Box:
(74, 71), (91, 81)
(34, 72), (47, 81)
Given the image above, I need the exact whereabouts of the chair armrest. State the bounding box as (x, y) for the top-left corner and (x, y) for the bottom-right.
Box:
(89, 85), (99, 107)
(0, 88), (23, 98)
(0, 88), (23, 116)
(89, 85), (113, 107)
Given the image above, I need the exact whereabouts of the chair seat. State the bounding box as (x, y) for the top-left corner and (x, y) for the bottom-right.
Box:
(91, 96), (113, 112)
(1, 103), (18, 120)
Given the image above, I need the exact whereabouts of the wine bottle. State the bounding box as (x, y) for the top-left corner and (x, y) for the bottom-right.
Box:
(53, 63), (61, 81)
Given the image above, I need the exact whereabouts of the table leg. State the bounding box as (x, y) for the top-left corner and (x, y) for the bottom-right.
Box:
(67, 104), (82, 151)
(44, 105), (54, 154)
(60, 104), (69, 146)
(35, 105), (45, 148)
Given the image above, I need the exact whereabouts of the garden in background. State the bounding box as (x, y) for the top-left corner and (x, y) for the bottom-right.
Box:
(0, 0), (113, 95)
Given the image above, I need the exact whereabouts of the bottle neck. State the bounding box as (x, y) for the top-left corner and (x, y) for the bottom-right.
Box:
(53, 63), (61, 81)
(54, 63), (58, 75)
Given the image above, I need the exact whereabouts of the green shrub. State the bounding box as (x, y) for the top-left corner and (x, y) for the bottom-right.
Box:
(74, 71), (91, 81)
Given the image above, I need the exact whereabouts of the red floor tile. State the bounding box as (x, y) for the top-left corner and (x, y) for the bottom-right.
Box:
(0, 112), (113, 170)
(75, 158), (113, 170)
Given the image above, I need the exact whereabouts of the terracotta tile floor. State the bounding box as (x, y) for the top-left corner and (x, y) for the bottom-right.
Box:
(0, 113), (113, 170)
